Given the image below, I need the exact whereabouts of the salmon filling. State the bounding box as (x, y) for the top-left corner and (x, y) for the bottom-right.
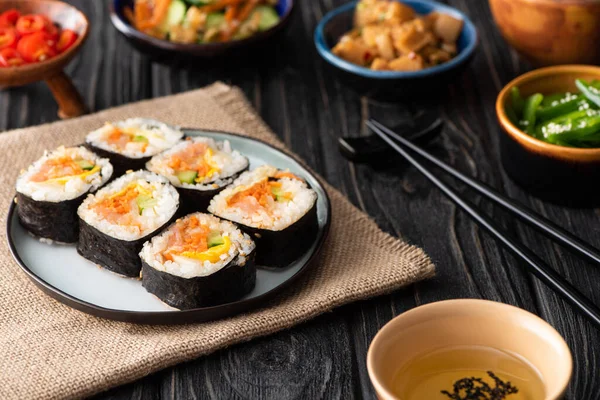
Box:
(166, 142), (220, 183)
(162, 215), (231, 263)
(30, 155), (99, 183)
(226, 179), (293, 213)
(92, 183), (156, 226)
(106, 126), (150, 152)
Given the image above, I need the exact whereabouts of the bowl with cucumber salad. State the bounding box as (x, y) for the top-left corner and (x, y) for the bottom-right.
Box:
(110, 0), (294, 58)
(496, 65), (600, 207)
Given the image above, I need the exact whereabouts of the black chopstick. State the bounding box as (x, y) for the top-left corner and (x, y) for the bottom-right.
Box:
(369, 119), (600, 266)
(368, 120), (600, 329)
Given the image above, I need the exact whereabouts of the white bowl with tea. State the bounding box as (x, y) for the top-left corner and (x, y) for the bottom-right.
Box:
(367, 299), (572, 400)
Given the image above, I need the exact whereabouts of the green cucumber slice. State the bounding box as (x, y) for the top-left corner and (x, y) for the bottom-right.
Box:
(177, 170), (198, 184)
(253, 6), (280, 31)
(160, 0), (187, 33)
(136, 195), (158, 215)
(76, 160), (95, 171)
(205, 12), (225, 30)
(207, 232), (225, 248)
(133, 135), (149, 143)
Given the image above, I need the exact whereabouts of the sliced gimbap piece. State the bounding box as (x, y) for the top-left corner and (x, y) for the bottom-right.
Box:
(77, 170), (179, 277)
(146, 137), (249, 213)
(208, 165), (318, 268)
(15, 146), (113, 243)
(140, 213), (256, 309)
(85, 118), (183, 176)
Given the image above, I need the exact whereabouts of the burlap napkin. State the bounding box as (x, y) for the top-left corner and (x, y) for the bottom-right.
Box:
(0, 83), (434, 400)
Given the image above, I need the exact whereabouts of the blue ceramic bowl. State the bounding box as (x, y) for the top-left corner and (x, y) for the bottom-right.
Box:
(110, 0), (294, 59)
(314, 0), (478, 100)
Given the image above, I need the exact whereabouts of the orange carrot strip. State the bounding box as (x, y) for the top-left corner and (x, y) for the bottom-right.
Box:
(134, 1), (153, 30)
(225, 5), (239, 22)
(223, 0), (259, 39)
(138, 0), (172, 30)
(239, 0), (260, 20)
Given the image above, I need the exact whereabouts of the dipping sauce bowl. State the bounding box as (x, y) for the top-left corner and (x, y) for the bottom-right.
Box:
(367, 299), (572, 400)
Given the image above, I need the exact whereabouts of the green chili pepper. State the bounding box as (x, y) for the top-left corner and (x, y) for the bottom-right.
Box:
(545, 115), (600, 147)
(523, 93), (543, 135)
(535, 94), (594, 122)
(541, 92), (569, 107)
(576, 79), (600, 108)
(535, 109), (593, 138)
(510, 87), (525, 118)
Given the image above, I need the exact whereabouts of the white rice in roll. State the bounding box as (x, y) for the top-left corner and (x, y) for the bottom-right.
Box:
(16, 146), (113, 202)
(77, 170), (179, 241)
(140, 213), (255, 278)
(208, 165), (317, 231)
(85, 118), (183, 159)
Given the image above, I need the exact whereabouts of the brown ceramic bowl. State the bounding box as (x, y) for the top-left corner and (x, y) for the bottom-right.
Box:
(489, 0), (600, 66)
(0, 0), (89, 118)
(367, 299), (572, 400)
(496, 65), (600, 206)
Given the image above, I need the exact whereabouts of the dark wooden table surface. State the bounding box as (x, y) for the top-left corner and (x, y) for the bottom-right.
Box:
(4, 0), (599, 398)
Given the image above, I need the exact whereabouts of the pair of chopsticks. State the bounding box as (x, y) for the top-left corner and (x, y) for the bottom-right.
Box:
(367, 119), (600, 329)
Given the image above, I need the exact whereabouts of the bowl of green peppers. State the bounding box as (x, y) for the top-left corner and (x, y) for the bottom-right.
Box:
(496, 65), (600, 207)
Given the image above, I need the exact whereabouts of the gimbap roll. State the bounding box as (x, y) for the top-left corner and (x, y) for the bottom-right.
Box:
(146, 137), (249, 213)
(77, 170), (179, 277)
(140, 213), (256, 309)
(208, 165), (318, 268)
(85, 118), (183, 176)
(15, 146), (113, 243)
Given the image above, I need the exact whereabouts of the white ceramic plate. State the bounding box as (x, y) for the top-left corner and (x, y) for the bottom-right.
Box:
(7, 130), (331, 324)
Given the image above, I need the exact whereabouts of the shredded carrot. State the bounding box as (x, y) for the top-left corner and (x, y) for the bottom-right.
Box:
(227, 179), (283, 208)
(30, 156), (86, 182)
(163, 216), (211, 260)
(166, 142), (213, 178)
(93, 183), (143, 224)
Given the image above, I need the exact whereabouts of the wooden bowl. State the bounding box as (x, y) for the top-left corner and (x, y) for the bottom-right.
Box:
(489, 0), (600, 66)
(496, 65), (600, 206)
(0, 0), (89, 119)
(367, 300), (572, 400)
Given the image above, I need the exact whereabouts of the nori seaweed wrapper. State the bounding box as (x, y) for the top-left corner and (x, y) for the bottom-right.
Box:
(234, 203), (318, 268)
(174, 166), (248, 215)
(84, 143), (150, 178)
(16, 192), (86, 243)
(175, 186), (224, 216)
(77, 215), (177, 278)
(142, 249), (256, 309)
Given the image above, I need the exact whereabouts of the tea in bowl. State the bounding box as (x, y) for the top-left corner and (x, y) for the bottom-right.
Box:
(367, 299), (572, 399)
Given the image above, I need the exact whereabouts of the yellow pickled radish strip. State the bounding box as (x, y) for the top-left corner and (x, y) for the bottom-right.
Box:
(195, 147), (221, 182)
(43, 165), (101, 184)
(180, 236), (231, 263)
(107, 182), (151, 200)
